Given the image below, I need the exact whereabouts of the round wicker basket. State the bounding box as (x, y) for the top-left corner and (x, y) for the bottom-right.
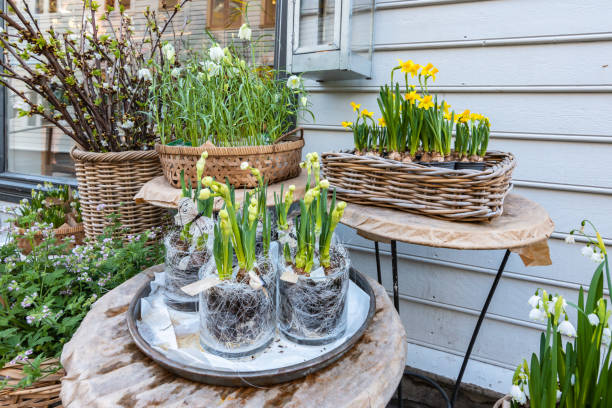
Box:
(321, 151), (516, 222)
(0, 359), (63, 408)
(155, 128), (305, 189)
(16, 223), (85, 254)
(70, 147), (166, 239)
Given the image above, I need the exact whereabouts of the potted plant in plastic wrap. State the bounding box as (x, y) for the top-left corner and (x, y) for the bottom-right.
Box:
(277, 154), (350, 345)
(189, 163), (276, 358)
(163, 153), (214, 310)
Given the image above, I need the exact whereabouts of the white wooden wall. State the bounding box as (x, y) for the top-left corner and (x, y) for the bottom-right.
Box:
(298, 0), (612, 392)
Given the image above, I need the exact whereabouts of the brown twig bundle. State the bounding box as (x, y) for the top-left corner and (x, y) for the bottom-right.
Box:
(0, 0), (188, 152)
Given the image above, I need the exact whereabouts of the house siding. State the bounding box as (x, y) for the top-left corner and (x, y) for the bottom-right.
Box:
(298, 0), (612, 392)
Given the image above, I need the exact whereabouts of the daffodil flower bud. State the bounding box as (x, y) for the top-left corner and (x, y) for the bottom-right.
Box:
(332, 201), (347, 223)
(210, 184), (219, 192)
(198, 188), (211, 200)
(251, 168), (260, 177)
(319, 179), (330, 189)
(289, 185), (296, 192)
(196, 158), (205, 180)
(219, 209), (229, 220)
(202, 176), (213, 187)
(201, 151), (209, 160)
(299, 161), (306, 169)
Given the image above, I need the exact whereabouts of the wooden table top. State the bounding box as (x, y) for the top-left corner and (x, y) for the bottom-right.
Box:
(60, 265), (407, 408)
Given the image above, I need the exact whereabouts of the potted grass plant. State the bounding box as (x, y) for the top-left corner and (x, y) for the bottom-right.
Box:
(163, 154), (215, 310)
(277, 154), (350, 345)
(0, 0), (187, 239)
(186, 162), (276, 357)
(150, 19), (312, 189)
(11, 183), (83, 254)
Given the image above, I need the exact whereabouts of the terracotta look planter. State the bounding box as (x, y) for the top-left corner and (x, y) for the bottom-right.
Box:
(16, 223), (85, 254)
(70, 147), (165, 240)
(155, 128), (305, 189)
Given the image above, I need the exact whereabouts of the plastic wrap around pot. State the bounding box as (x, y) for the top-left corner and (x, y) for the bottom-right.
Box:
(198, 243), (278, 358)
(164, 231), (210, 311)
(278, 242), (350, 345)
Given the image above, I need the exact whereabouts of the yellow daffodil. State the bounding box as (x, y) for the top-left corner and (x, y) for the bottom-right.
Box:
(350, 102), (361, 112)
(421, 62), (434, 77)
(419, 95), (434, 110)
(378, 117), (386, 127)
(458, 109), (471, 123)
(361, 109), (374, 118)
(398, 59), (420, 77)
(442, 101), (451, 114)
(341, 121), (353, 128)
(404, 90), (420, 105)
(430, 67), (439, 81)
(443, 112), (452, 121)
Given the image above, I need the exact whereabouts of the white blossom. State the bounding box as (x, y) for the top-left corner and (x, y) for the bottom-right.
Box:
(209, 46), (225, 63)
(588, 313), (600, 326)
(202, 61), (220, 77)
(582, 246), (595, 258)
(13, 99), (30, 112)
(529, 308), (547, 322)
(558, 320), (577, 337)
(162, 42), (175, 64)
(138, 68), (152, 82)
(286, 75), (301, 90)
(238, 23), (252, 41)
(591, 250), (604, 263)
(565, 234), (575, 244)
(240, 162), (249, 170)
(171, 67), (182, 78)
(510, 385), (527, 404)
(120, 120), (134, 130)
(528, 295), (540, 309)
(602, 327), (611, 347)
(301, 96), (308, 106)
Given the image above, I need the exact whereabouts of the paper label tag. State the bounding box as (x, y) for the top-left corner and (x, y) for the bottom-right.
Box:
(280, 269), (299, 284)
(181, 276), (220, 296)
(177, 256), (190, 271)
(248, 271), (263, 290)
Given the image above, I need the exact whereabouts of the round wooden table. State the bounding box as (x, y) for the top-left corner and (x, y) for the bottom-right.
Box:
(339, 193), (554, 407)
(60, 265), (407, 408)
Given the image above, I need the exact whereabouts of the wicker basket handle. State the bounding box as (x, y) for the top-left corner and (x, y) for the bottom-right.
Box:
(274, 127), (304, 144)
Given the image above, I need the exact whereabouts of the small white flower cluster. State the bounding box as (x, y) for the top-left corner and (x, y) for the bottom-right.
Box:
(527, 290), (576, 337)
(581, 244), (605, 264)
(238, 23), (252, 41)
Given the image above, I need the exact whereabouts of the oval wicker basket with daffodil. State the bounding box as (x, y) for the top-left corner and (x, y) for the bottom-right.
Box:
(323, 60), (516, 222)
(151, 25), (311, 189)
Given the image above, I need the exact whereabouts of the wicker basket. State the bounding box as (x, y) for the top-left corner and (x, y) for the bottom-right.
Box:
(16, 223), (85, 254)
(321, 151), (516, 222)
(0, 359), (64, 408)
(70, 147), (166, 239)
(155, 128), (305, 189)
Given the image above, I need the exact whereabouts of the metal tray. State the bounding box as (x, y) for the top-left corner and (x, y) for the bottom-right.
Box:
(126, 267), (376, 387)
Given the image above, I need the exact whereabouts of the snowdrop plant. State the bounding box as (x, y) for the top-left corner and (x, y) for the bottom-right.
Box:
(510, 220), (612, 407)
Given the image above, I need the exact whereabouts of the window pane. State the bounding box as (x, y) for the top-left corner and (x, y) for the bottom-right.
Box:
(35, 0), (44, 14)
(262, 0), (276, 27)
(208, 0), (227, 28)
(48, 0), (57, 13)
(298, 0), (335, 49)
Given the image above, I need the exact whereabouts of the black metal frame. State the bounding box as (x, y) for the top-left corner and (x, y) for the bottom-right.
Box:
(376, 240), (511, 408)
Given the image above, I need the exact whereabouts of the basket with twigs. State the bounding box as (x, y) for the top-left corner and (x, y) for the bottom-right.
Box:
(0, 359), (64, 408)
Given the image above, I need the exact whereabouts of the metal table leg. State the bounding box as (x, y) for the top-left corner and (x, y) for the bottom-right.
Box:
(450, 249), (511, 405)
(386, 243), (511, 408)
(375, 241), (382, 285)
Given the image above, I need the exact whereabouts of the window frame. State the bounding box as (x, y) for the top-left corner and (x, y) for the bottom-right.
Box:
(207, 0), (243, 30)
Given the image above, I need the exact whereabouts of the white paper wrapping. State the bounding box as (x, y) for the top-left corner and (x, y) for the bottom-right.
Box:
(137, 271), (370, 372)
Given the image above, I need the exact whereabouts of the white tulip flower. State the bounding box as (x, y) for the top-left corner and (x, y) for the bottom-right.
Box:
(564, 234), (575, 244)
(588, 313), (600, 326)
(162, 42), (175, 64)
(238, 23), (252, 41)
(286, 75), (301, 90)
(602, 327), (611, 347)
(510, 385), (527, 404)
(137, 68), (152, 82)
(209, 46), (225, 63)
(558, 320), (577, 337)
(528, 295), (541, 309)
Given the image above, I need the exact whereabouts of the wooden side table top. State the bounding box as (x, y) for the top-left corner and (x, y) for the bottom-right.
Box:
(342, 193), (554, 251)
(60, 265), (407, 408)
